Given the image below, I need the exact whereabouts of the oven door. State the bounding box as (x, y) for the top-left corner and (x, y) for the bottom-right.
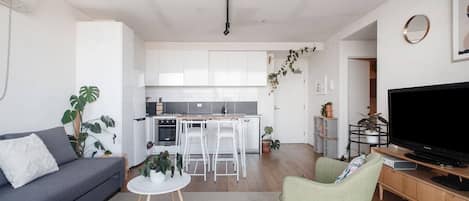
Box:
(157, 125), (176, 145)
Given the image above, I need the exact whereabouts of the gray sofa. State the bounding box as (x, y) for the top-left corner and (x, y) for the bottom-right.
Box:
(0, 127), (125, 201)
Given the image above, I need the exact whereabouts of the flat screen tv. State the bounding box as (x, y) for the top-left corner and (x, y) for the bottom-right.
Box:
(388, 82), (469, 167)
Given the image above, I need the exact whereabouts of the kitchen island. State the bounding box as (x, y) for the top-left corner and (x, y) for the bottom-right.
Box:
(148, 114), (262, 155)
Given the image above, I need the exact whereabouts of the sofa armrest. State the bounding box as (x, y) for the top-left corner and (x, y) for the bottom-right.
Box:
(315, 157), (348, 183)
(100, 154), (128, 190)
(282, 176), (347, 201)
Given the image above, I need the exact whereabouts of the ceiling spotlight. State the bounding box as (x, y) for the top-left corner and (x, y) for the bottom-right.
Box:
(223, 0), (230, 36)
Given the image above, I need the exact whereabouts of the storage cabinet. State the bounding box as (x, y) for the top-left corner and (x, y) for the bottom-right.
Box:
(158, 50), (184, 86)
(246, 51), (268, 86)
(145, 50), (267, 86)
(242, 117), (260, 153)
(375, 148), (469, 201)
(313, 116), (338, 158)
(183, 50), (209, 86)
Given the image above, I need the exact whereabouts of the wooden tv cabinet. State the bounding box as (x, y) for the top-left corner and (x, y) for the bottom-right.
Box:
(372, 147), (469, 201)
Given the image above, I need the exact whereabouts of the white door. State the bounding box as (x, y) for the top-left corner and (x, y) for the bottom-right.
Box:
(274, 59), (307, 143)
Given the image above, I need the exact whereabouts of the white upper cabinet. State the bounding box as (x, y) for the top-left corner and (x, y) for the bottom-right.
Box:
(145, 50), (266, 86)
(183, 50), (209, 86)
(208, 51), (266, 86)
(158, 50), (184, 86)
(246, 52), (267, 86)
(144, 49), (160, 86)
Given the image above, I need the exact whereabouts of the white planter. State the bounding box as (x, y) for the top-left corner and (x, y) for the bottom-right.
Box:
(149, 170), (166, 184)
(365, 130), (380, 144)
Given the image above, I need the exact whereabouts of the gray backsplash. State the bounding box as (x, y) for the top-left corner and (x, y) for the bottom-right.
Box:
(159, 101), (257, 115)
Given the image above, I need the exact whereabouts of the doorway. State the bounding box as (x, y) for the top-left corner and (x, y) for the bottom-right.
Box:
(347, 58), (377, 154)
(348, 58), (377, 124)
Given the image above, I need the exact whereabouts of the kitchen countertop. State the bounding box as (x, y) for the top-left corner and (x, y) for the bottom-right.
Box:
(148, 114), (262, 119)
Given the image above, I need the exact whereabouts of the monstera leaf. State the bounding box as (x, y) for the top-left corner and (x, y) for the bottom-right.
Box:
(82, 122), (102, 133)
(61, 109), (77, 124)
(79, 86), (100, 103)
(70, 95), (87, 112)
(100, 115), (116, 128)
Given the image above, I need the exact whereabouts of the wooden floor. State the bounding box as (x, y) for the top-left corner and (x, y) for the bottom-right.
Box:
(128, 144), (404, 201)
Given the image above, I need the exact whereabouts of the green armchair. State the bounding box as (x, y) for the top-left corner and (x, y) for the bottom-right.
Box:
(281, 153), (383, 201)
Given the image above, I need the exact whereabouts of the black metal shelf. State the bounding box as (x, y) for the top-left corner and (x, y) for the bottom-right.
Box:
(348, 124), (389, 160)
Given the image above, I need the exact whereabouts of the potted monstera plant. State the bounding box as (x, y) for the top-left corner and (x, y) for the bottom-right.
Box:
(357, 113), (388, 144)
(140, 151), (183, 184)
(61, 86), (116, 158)
(262, 126), (280, 153)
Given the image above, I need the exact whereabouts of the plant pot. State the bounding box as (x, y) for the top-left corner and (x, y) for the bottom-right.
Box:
(149, 170), (166, 184)
(365, 130), (380, 144)
(262, 140), (271, 153)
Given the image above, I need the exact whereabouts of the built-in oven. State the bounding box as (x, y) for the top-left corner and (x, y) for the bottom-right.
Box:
(156, 119), (176, 146)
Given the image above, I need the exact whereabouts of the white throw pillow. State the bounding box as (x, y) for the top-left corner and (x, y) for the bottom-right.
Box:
(0, 133), (59, 188)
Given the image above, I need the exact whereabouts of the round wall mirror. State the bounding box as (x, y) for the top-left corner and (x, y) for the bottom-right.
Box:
(403, 15), (430, 44)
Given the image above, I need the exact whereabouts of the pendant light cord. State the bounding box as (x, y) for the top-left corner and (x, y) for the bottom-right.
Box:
(0, 0), (12, 101)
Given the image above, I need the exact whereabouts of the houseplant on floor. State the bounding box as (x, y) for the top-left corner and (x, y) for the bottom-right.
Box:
(357, 113), (388, 144)
(61, 86), (116, 158)
(140, 151), (183, 184)
(262, 126), (280, 153)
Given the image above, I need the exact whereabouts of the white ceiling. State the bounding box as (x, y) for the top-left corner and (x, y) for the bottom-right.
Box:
(67, 0), (386, 42)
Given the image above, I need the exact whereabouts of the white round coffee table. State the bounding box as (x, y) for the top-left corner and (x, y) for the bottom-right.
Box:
(127, 173), (191, 201)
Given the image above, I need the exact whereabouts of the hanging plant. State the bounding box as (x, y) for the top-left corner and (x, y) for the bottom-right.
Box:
(268, 46), (316, 94)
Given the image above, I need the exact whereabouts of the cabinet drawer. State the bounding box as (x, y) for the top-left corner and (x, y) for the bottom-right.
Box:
(446, 194), (467, 201)
(403, 176), (417, 200)
(417, 182), (445, 201)
(382, 166), (403, 192)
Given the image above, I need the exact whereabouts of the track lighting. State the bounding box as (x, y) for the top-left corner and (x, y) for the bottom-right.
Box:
(223, 0), (230, 36)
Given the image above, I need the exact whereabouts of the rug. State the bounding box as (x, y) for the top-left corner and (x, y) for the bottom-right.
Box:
(110, 192), (281, 201)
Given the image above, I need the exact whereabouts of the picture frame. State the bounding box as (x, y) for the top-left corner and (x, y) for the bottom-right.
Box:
(314, 75), (328, 95)
(452, 0), (469, 61)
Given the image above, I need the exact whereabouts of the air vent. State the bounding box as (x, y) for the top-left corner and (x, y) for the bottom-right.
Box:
(0, 0), (38, 13)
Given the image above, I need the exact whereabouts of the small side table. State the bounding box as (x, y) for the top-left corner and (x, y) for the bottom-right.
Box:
(127, 173), (191, 201)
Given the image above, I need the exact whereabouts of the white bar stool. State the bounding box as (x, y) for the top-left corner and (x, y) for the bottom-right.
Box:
(181, 120), (210, 181)
(238, 119), (248, 178)
(213, 120), (239, 182)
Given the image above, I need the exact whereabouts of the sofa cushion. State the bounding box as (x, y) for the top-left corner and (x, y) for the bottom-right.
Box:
(0, 134), (59, 188)
(1, 127), (77, 165)
(335, 155), (367, 184)
(0, 157), (124, 201)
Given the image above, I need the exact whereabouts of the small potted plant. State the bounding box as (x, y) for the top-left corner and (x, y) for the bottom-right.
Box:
(321, 102), (333, 118)
(262, 126), (280, 153)
(140, 151), (183, 184)
(357, 113), (388, 144)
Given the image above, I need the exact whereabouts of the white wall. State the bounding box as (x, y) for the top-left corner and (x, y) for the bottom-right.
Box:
(0, 0), (82, 134)
(308, 0), (469, 157)
(76, 21), (124, 153)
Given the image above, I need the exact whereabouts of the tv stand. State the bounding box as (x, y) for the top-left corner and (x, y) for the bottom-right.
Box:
(405, 151), (467, 168)
(373, 147), (469, 201)
(432, 174), (469, 191)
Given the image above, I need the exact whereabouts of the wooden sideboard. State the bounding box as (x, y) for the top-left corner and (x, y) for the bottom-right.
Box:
(372, 147), (469, 201)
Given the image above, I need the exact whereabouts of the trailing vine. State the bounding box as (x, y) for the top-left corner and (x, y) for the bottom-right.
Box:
(268, 46), (316, 94)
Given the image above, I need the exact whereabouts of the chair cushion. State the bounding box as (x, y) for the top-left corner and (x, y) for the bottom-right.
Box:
(0, 158), (124, 201)
(0, 134), (59, 188)
(1, 127), (77, 165)
(335, 155), (367, 183)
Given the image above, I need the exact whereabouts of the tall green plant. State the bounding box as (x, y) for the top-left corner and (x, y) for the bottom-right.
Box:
(61, 86), (116, 158)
